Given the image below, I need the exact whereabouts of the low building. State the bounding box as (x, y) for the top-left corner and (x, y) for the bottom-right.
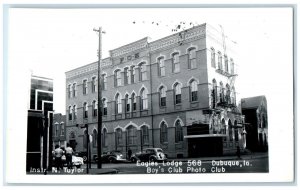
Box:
(242, 95), (268, 152)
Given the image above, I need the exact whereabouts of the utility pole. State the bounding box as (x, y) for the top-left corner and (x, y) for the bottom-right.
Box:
(93, 27), (105, 169)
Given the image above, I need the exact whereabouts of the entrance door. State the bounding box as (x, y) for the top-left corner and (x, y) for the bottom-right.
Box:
(188, 137), (223, 157)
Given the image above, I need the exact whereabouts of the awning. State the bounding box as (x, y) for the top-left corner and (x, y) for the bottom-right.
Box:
(184, 134), (227, 139)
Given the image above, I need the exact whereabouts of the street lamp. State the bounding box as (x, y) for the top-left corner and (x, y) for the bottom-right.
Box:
(93, 27), (105, 169)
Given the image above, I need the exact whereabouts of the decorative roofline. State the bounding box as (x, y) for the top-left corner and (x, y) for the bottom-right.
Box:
(110, 37), (149, 58)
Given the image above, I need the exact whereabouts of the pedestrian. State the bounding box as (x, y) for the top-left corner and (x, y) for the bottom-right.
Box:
(65, 143), (74, 169)
(53, 145), (64, 170)
(236, 145), (241, 159)
(128, 149), (132, 160)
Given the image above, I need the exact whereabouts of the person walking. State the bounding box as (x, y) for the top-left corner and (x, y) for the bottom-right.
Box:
(127, 148), (132, 160)
(65, 143), (74, 169)
(53, 145), (64, 170)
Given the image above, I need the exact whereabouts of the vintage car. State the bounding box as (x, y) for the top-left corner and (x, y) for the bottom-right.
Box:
(130, 148), (167, 162)
(94, 151), (126, 163)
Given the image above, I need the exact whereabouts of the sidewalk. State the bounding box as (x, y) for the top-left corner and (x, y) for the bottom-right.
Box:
(172, 152), (268, 162)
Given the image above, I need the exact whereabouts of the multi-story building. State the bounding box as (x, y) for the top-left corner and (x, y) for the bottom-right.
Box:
(65, 23), (245, 158)
(26, 75), (54, 171)
(242, 95), (268, 152)
(52, 113), (67, 149)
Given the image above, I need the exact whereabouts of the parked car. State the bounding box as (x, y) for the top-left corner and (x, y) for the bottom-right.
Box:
(94, 151), (126, 163)
(71, 155), (84, 168)
(130, 148), (167, 162)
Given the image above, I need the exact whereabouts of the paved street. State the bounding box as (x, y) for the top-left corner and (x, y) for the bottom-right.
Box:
(85, 153), (269, 174)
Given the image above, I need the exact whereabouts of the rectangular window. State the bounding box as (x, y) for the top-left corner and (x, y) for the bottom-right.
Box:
(141, 64), (147, 81)
(116, 71), (121, 86)
(175, 94), (181, 104)
(191, 91), (198, 102)
(211, 49), (216, 68)
(160, 97), (166, 107)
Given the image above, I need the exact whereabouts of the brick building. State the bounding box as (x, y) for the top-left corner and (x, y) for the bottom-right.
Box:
(242, 96), (268, 152)
(65, 23), (245, 158)
(52, 113), (67, 149)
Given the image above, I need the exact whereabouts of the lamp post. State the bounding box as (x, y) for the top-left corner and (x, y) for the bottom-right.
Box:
(93, 27), (105, 169)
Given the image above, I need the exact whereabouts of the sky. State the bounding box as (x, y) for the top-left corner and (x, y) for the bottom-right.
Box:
(8, 8), (293, 114)
(4, 6), (295, 184)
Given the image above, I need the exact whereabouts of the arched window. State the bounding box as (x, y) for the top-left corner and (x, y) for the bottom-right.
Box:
(92, 76), (97, 93)
(218, 51), (222, 70)
(115, 128), (122, 146)
(190, 80), (198, 102)
(158, 57), (165, 76)
(68, 106), (72, 120)
(72, 83), (76, 97)
(102, 74), (107, 90)
(124, 67), (130, 85)
(228, 120), (233, 141)
(212, 79), (218, 108)
(226, 84), (231, 104)
(139, 62), (147, 81)
(60, 122), (65, 136)
(231, 86), (236, 105)
(130, 66), (135, 83)
(230, 58), (235, 74)
(73, 105), (77, 120)
(174, 83), (182, 104)
(115, 93), (122, 114)
(92, 129), (97, 147)
(219, 82), (224, 103)
(102, 128), (108, 147)
(127, 125), (137, 145)
(159, 86), (166, 107)
(92, 100), (97, 117)
(83, 102), (88, 118)
(175, 120), (183, 143)
(68, 84), (72, 98)
(83, 79), (88, 95)
(102, 98), (107, 116)
(132, 93), (137, 111)
(211, 47), (216, 68)
(188, 48), (197, 69)
(160, 122), (168, 143)
(125, 94), (131, 112)
(140, 88), (148, 110)
(224, 55), (229, 72)
(221, 119), (226, 135)
(114, 69), (122, 87)
(141, 125), (149, 145)
(172, 52), (180, 73)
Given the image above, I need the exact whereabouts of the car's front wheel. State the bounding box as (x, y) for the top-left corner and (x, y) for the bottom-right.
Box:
(149, 157), (157, 162)
(108, 157), (116, 163)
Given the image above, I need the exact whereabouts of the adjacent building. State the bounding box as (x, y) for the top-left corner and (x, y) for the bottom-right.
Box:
(65, 23), (246, 158)
(242, 95), (268, 152)
(52, 113), (67, 149)
(26, 75), (54, 171)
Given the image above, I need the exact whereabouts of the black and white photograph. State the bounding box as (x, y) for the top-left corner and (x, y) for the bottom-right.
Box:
(3, 3), (295, 185)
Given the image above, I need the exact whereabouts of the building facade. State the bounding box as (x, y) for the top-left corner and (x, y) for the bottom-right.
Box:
(65, 23), (245, 159)
(242, 96), (268, 152)
(26, 75), (54, 171)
